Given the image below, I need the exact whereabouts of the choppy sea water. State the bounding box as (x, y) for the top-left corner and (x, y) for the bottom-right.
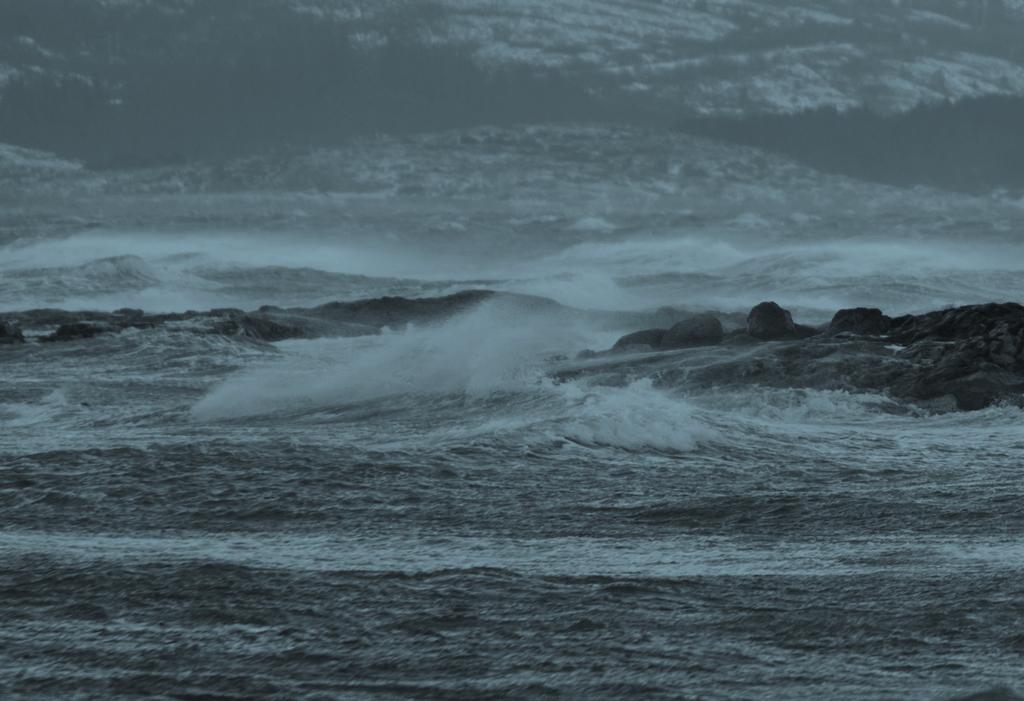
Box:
(3, 126), (1024, 700)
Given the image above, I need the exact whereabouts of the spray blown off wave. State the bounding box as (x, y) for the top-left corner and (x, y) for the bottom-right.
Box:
(190, 302), (716, 453)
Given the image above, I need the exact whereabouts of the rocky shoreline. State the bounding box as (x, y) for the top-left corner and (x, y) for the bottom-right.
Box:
(0, 290), (513, 346)
(587, 300), (1024, 412)
(3, 292), (1023, 412)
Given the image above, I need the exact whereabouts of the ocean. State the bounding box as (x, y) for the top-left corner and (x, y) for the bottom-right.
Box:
(3, 125), (1024, 699)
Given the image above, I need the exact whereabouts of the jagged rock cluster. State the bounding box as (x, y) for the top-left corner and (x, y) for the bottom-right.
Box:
(0, 291), (504, 346)
(603, 300), (1024, 411)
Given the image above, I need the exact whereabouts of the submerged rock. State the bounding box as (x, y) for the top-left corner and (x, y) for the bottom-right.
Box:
(747, 301), (797, 340)
(662, 313), (724, 348)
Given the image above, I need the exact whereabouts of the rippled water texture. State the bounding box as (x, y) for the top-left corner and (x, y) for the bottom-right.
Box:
(3, 126), (1024, 699)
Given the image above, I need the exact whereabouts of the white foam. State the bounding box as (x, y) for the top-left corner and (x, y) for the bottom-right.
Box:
(0, 389), (69, 428)
(556, 378), (716, 453)
(191, 299), (591, 420)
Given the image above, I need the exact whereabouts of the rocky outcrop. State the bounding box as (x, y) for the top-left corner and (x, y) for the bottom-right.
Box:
(828, 307), (892, 336)
(588, 301), (1024, 411)
(887, 303), (1024, 410)
(7, 292), (1024, 412)
(0, 291), (532, 346)
(611, 314), (725, 353)
(889, 303), (1024, 346)
(747, 301), (796, 340)
(207, 312), (309, 343)
(745, 301), (818, 340)
(662, 313), (724, 349)
(310, 290), (501, 327)
(610, 303), (810, 353)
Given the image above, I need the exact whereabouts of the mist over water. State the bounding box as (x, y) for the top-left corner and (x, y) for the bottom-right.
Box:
(3, 3), (1024, 700)
(4, 134), (1024, 317)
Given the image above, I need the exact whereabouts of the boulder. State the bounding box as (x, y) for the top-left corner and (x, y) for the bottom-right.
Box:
(662, 313), (723, 348)
(747, 301), (797, 340)
(829, 307), (892, 336)
(612, 328), (665, 352)
(0, 321), (25, 344)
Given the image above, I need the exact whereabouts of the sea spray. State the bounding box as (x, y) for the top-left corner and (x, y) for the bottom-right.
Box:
(191, 299), (594, 420)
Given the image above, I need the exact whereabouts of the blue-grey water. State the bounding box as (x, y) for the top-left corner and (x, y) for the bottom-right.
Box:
(3, 126), (1024, 699)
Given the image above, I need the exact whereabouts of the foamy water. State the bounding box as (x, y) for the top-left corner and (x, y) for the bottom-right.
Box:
(3, 125), (1023, 700)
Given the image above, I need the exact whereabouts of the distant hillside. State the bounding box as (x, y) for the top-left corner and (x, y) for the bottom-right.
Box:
(677, 95), (1024, 192)
(4, 0), (1024, 168)
(0, 1), (605, 167)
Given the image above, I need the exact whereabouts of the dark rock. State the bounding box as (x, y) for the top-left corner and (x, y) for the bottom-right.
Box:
(0, 321), (25, 344)
(40, 322), (115, 343)
(204, 314), (304, 342)
(829, 307), (893, 336)
(661, 313), (723, 348)
(113, 307), (145, 319)
(312, 290), (498, 327)
(827, 309), (892, 335)
(747, 301), (797, 340)
(238, 315), (306, 342)
(570, 302), (1024, 413)
(612, 328), (665, 352)
(886, 303), (1024, 410)
(210, 307), (244, 317)
(890, 302), (1024, 345)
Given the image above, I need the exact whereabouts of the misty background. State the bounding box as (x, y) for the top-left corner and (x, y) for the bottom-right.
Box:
(2, 0), (1024, 191)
